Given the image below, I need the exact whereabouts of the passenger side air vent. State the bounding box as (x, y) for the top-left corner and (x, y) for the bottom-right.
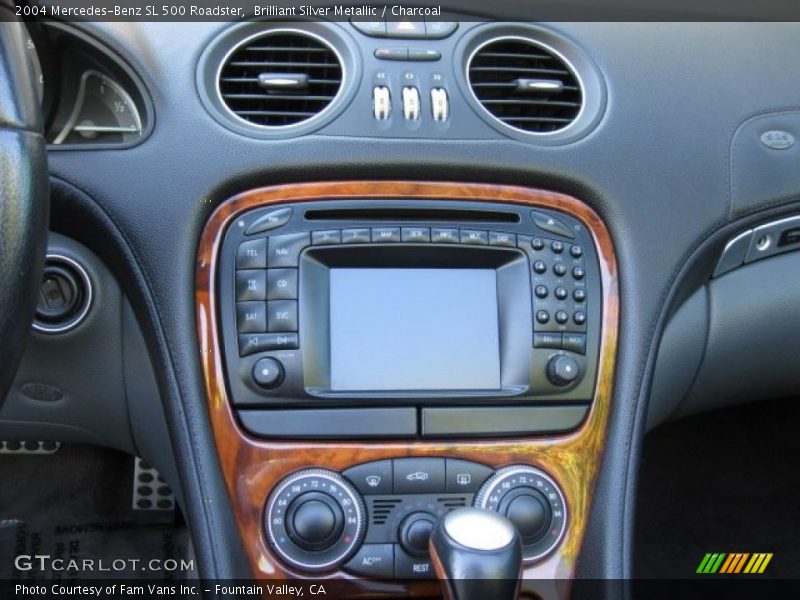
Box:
(468, 37), (583, 134)
(218, 31), (343, 128)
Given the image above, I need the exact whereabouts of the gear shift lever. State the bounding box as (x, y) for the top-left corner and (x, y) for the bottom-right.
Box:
(429, 507), (523, 600)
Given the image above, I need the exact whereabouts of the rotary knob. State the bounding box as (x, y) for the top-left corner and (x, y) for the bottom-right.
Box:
(265, 469), (366, 572)
(475, 465), (567, 562)
(546, 354), (581, 386)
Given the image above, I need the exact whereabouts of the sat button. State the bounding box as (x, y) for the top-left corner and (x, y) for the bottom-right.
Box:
(343, 460), (393, 495)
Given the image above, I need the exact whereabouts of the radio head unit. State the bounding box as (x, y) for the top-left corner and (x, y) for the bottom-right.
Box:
(216, 199), (601, 436)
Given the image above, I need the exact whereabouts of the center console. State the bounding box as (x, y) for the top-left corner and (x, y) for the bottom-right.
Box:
(197, 181), (618, 594)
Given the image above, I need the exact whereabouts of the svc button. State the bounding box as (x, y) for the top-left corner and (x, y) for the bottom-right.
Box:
(393, 458), (445, 494)
(343, 460), (393, 495)
(445, 459), (494, 493)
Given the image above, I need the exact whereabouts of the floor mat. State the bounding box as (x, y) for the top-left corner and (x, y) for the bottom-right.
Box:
(0, 444), (191, 581)
(634, 397), (800, 578)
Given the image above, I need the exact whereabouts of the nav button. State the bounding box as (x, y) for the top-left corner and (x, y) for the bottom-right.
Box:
(343, 460), (393, 495)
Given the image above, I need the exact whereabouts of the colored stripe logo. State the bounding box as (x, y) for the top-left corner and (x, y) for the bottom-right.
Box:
(697, 553), (773, 574)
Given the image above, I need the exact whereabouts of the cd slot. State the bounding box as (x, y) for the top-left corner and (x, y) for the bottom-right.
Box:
(304, 206), (520, 223)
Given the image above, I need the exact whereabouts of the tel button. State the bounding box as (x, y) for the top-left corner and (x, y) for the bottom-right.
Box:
(343, 460), (393, 495)
(393, 458), (445, 494)
(343, 544), (394, 578)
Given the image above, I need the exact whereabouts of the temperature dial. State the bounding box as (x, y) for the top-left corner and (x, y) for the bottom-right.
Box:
(474, 465), (567, 561)
(265, 469), (366, 572)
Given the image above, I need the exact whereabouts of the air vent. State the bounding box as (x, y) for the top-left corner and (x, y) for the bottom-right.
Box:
(370, 498), (402, 525)
(218, 31), (343, 128)
(468, 37), (583, 134)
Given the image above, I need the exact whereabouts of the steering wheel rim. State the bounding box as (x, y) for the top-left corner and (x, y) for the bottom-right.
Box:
(0, 16), (50, 407)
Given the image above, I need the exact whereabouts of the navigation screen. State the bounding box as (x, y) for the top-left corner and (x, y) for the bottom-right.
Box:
(329, 268), (501, 391)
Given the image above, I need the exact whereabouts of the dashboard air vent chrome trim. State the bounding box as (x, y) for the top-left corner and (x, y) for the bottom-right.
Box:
(218, 29), (343, 129)
(467, 36), (583, 135)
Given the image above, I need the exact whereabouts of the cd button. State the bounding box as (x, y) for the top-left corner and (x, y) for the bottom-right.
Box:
(267, 268), (298, 300)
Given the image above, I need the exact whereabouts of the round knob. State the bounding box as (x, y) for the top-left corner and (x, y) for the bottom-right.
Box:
(546, 354), (580, 386)
(265, 469), (366, 572)
(286, 492), (344, 551)
(253, 357), (284, 389)
(399, 512), (436, 557)
(475, 465), (567, 562)
(500, 491), (551, 545)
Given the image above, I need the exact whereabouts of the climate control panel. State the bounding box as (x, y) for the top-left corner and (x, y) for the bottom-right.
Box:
(264, 458), (567, 577)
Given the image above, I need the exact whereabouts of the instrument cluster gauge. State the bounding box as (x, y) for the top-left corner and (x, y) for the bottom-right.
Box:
(52, 70), (143, 145)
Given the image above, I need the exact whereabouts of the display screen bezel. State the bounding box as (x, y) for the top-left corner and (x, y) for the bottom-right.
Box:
(300, 245), (532, 398)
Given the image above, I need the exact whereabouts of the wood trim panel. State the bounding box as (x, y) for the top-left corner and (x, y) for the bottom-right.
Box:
(196, 181), (618, 597)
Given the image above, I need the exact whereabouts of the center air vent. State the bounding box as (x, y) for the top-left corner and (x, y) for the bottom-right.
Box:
(468, 37), (583, 135)
(218, 31), (343, 128)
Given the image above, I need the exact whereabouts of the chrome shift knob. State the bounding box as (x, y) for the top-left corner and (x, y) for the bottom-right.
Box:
(430, 508), (523, 600)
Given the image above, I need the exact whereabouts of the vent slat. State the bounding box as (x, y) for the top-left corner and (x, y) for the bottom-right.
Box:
(219, 32), (342, 127)
(468, 38), (582, 134)
(228, 61), (340, 69)
(469, 66), (570, 76)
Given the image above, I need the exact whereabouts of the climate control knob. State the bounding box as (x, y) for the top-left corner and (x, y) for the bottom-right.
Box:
(474, 465), (567, 561)
(398, 511), (437, 557)
(265, 469), (366, 572)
